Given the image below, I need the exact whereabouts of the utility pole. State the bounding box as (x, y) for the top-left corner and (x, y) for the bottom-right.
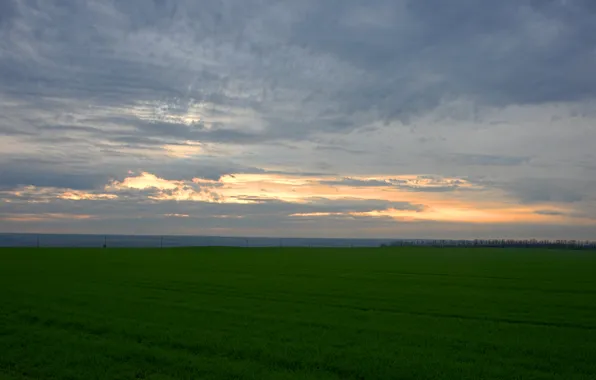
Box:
(103, 235), (107, 248)
(160, 236), (163, 248)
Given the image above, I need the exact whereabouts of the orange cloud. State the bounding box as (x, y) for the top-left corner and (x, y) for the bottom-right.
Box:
(59, 191), (118, 201)
(5, 172), (593, 226)
(4, 186), (117, 202)
(2, 213), (94, 222)
(107, 172), (235, 203)
(211, 172), (593, 225)
(107, 172), (180, 191)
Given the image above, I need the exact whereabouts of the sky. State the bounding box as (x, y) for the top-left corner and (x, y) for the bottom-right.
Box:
(1, 0), (595, 239)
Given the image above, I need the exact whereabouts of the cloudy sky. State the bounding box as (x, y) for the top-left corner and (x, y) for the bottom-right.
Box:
(1, 0), (595, 239)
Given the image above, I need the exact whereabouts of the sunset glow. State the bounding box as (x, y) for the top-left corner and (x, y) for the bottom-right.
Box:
(2, 0), (595, 239)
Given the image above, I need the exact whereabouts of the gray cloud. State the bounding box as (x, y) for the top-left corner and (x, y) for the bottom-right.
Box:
(299, 198), (425, 213)
(0, 1), (17, 28)
(2, 207), (595, 241)
(449, 154), (531, 167)
(1, 0), (595, 238)
(0, 193), (424, 222)
(4, 0), (594, 137)
(0, 155), (267, 191)
(290, 0), (596, 121)
(534, 210), (565, 216)
(502, 178), (590, 204)
(0, 159), (113, 191)
(319, 177), (470, 193)
(314, 145), (368, 155)
(320, 178), (392, 187)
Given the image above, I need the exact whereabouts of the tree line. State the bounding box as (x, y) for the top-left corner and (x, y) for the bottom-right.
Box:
(381, 239), (596, 250)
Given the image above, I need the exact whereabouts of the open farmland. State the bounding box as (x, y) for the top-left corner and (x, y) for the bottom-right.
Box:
(1, 247), (595, 379)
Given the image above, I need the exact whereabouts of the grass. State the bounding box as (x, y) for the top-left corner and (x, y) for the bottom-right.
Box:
(0, 247), (595, 379)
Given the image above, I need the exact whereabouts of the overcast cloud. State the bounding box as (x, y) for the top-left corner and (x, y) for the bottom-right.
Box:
(1, 0), (595, 239)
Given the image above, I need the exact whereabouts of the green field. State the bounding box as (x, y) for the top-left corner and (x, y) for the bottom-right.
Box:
(1, 247), (595, 379)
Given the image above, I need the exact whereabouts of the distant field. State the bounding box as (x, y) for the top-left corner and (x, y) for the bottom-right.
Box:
(1, 247), (595, 379)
